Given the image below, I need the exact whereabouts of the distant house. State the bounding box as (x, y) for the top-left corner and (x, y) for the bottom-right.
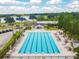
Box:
(16, 17), (26, 22)
(48, 15), (54, 18)
(73, 40), (79, 48)
(11, 16), (30, 22)
(21, 16), (31, 21)
(29, 15), (37, 19)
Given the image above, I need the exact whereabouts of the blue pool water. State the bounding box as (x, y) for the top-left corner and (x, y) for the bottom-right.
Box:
(19, 32), (60, 54)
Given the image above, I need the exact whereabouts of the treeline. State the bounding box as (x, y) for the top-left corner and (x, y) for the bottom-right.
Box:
(4, 17), (15, 23)
(58, 12), (79, 40)
(36, 15), (59, 21)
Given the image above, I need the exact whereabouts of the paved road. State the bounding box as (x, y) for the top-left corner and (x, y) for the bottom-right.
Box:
(0, 32), (13, 49)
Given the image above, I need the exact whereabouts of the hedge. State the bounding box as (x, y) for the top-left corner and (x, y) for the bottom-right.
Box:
(0, 31), (22, 58)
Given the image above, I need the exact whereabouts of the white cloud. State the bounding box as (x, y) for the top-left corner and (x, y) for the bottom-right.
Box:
(0, 0), (42, 5)
(0, 5), (41, 14)
(47, 0), (62, 5)
(42, 6), (64, 13)
(67, 0), (79, 8)
(0, 5), (65, 14)
(66, 0), (79, 12)
(0, 6), (26, 14)
(42, 7), (52, 13)
(0, 0), (79, 14)
(30, 0), (41, 3)
(29, 0), (42, 5)
(26, 6), (42, 13)
(0, 0), (27, 5)
(0, 0), (12, 3)
(0, 0), (42, 14)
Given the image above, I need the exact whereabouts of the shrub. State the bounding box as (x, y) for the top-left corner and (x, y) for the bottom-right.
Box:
(74, 47), (79, 59)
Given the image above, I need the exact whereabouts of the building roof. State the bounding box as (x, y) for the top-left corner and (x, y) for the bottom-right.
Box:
(37, 21), (58, 24)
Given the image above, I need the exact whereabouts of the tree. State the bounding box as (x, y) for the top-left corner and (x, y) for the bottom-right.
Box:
(58, 12), (79, 40)
(4, 17), (15, 23)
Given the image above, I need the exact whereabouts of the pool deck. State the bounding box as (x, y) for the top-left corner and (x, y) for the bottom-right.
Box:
(10, 30), (75, 57)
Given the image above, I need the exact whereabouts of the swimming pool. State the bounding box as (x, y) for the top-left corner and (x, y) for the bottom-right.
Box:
(19, 32), (60, 54)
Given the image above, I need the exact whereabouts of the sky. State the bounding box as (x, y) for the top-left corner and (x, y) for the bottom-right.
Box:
(0, 0), (79, 14)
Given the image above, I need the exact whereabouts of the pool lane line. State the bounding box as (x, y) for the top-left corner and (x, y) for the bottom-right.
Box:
(45, 32), (54, 53)
(25, 32), (34, 53)
(44, 32), (49, 53)
(41, 32), (48, 53)
(23, 32), (32, 53)
(48, 32), (60, 53)
(18, 32), (30, 53)
(37, 32), (42, 53)
(30, 32), (37, 53)
(19, 32), (31, 54)
(36, 32), (38, 53)
(47, 32), (55, 53)
(30, 32), (35, 53)
(49, 33), (60, 53)
(37, 32), (40, 53)
(40, 32), (43, 53)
